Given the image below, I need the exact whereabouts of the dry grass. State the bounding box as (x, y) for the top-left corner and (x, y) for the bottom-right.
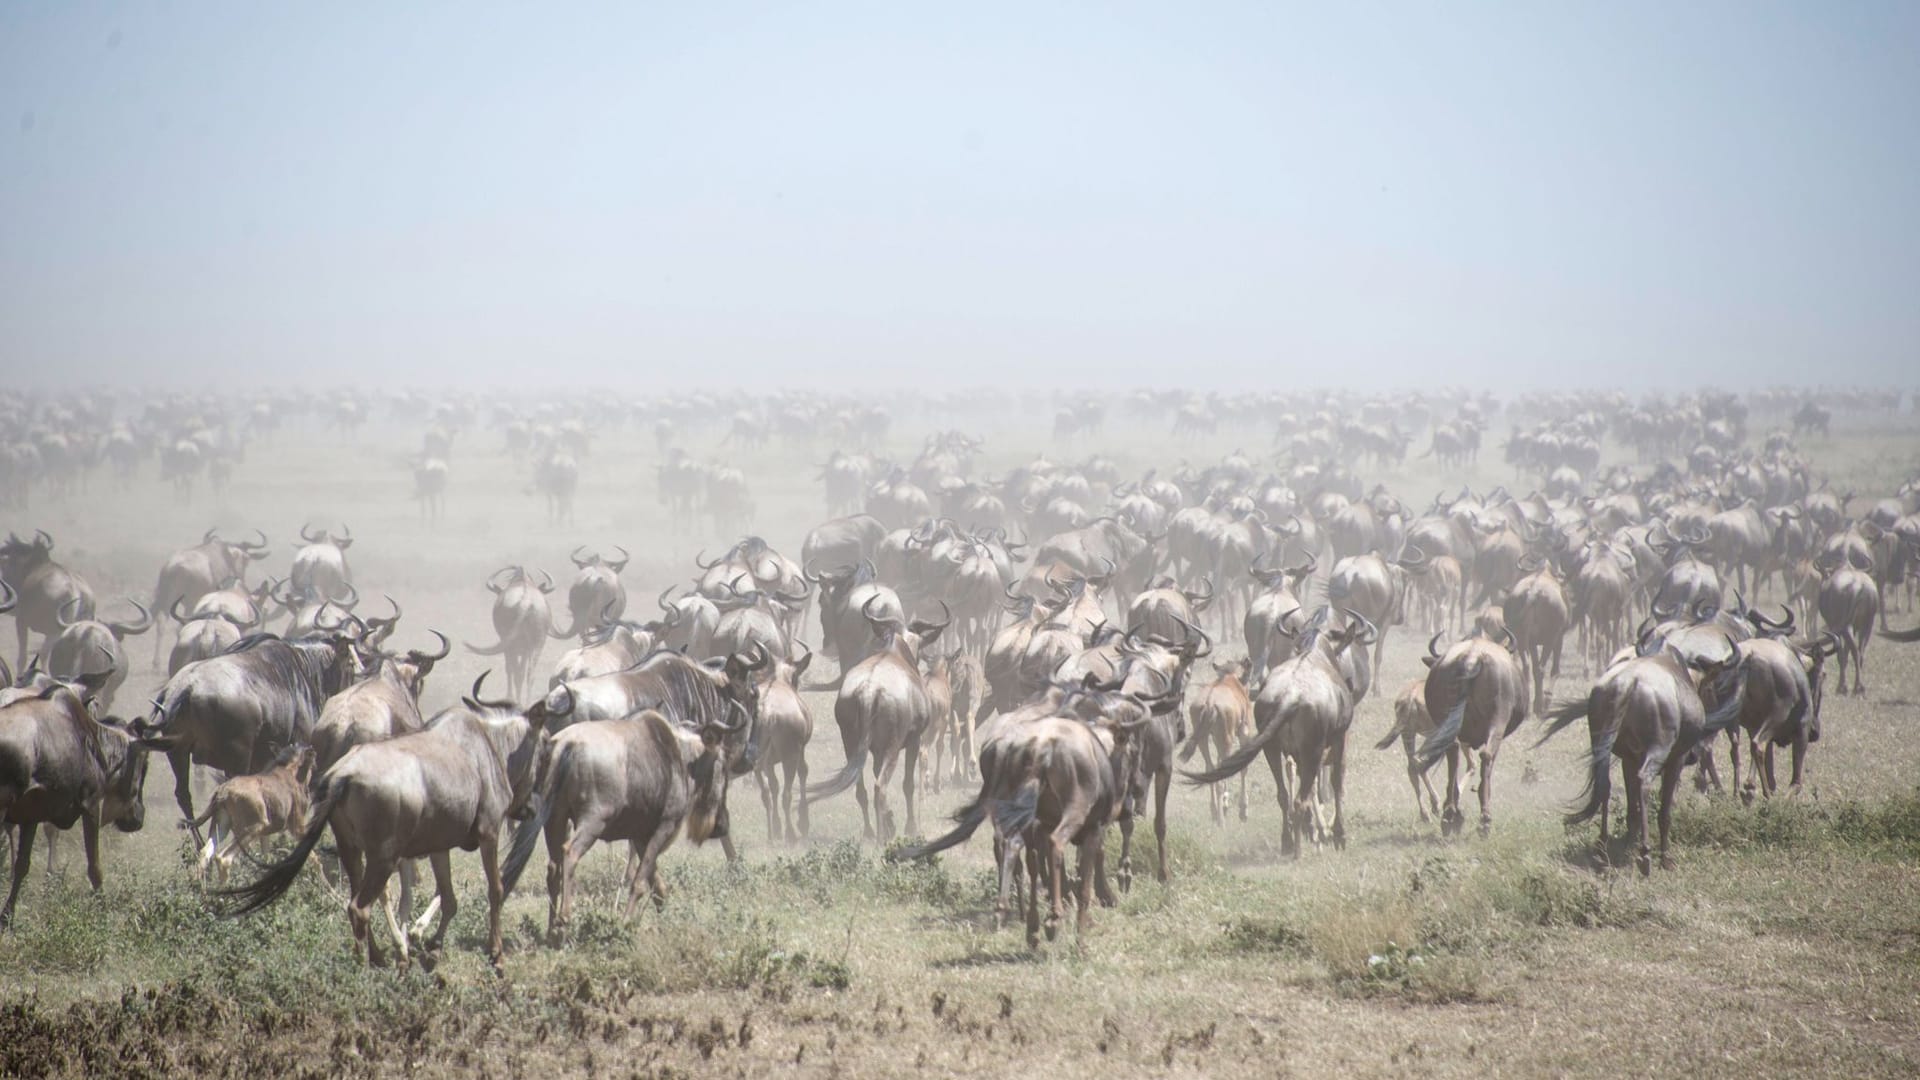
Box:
(3, 405), (1920, 1076)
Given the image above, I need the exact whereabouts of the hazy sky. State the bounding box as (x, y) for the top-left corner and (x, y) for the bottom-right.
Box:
(3, 3), (1916, 391)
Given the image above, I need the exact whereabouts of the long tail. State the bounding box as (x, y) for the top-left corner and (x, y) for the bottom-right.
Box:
(216, 778), (339, 916)
(1182, 704), (1286, 786)
(502, 746), (572, 897)
(1533, 694), (1592, 748)
(1414, 695), (1470, 769)
(992, 769), (1042, 839)
(1701, 668), (1748, 737)
(1564, 719), (1618, 826)
(805, 745), (869, 801)
(181, 792), (221, 831)
(464, 637), (509, 656)
(889, 795), (988, 861)
(1373, 716), (1403, 751)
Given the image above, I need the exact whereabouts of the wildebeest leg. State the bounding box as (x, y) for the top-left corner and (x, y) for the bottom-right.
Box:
(1151, 767), (1172, 882)
(1266, 746), (1297, 856)
(1622, 762), (1649, 877)
(792, 759), (810, 839)
(1023, 843), (1043, 950)
(1400, 732), (1429, 823)
(1731, 735), (1750, 805)
(1237, 743), (1250, 823)
(561, 817), (605, 931)
(13, 620), (26, 674)
(0, 822), (35, 930)
(1655, 759), (1683, 872)
(853, 775), (873, 840)
(873, 752), (898, 842)
(423, 851), (458, 954)
(759, 764), (780, 842)
(1074, 837), (1099, 934)
(170, 750), (202, 848)
(350, 857), (393, 967)
(1114, 807), (1135, 891)
(1440, 746), (1463, 838)
(1475, 748), (1494, 837)
(1784, 739), (1804, 797)
(1327, 739), (1348, 851)
(479, 837), (505, 968)
(625, 822), (674, 914)
(1200, 740), (1221, 824)
(902, 736), (922, 837)
(544, 818), (568, 942)
(995, 834), (1022, 930)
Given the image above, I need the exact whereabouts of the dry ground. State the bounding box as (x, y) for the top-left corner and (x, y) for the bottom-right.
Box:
(4, 401), (1920, 1078)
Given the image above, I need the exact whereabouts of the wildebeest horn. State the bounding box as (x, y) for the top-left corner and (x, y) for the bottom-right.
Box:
(607, 545), (629, 573)
(300, 523), (325, 543)
(658, 584), (679, 611)
(57, 595), (83, 628)
(34, 529), (53, 552)
(407, 629), (452, 663)
(1499, 625), (1518, 652)
(693, 549), (720, 569)
(109, 599), (153, 638)
(332, 523), (353, 548)
(570, 545), (595, 569)
(536, 569), (554, 593)
(0, 576), (13, 616)
(466, 671), (516, 711)
(1428, 631), (1444, 660)
(245, 528), (269, 551)
(1274, 606), (1301, 639)
(334, 581), (360, 609)
(1398, 543), (1429, 570)
(1174, 614), (1213, 658)
(368, 594), (401, 627)
(746, 641), (772, 671)
(168, 596), (192, 624)
(202, 526), (220, 543)
(1341, 608), (1379, 646)
(313, 602), (348, 631)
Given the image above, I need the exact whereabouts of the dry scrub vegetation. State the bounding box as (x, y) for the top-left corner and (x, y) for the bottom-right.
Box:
(3, 409), (1919, 1077)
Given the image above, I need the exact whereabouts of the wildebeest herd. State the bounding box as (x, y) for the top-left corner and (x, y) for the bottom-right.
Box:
(3, 385), (1918, 968)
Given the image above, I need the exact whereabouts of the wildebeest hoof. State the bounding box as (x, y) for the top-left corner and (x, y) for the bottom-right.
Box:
(1044, 920), (1060, 942)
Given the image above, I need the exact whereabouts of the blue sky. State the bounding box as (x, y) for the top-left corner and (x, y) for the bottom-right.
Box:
(2, 3), (1915, 390)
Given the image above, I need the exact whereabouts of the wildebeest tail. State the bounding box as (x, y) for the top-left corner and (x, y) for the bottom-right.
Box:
(1414, 695), (1470, 769)
(1182, 705), (1285, 786)
(464, 636), (510, 656)
(1532, 694), (1592, 748)
(1373, 716), (1404, 752)
(889, 794), (988, 861)
(1700, 667), (1748, 737)
(1564, 721), (1618, 826)
(216, 777), (339, 917)
(992, 771), (1042, 839)
(503, 745), (572, 897)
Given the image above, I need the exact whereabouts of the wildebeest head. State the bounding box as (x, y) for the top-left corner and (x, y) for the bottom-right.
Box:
(0, 529), (55, 576)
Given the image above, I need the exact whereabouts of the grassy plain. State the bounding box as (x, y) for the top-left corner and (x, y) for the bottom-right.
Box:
(4, 401), (1920, 1077)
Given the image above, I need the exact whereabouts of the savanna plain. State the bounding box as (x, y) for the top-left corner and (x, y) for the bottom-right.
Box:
(4, 396), (1920, 1079)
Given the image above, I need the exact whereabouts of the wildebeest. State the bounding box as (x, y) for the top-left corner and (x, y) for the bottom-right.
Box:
(1181, 609), (1375, 856)
(807, 599), (949, 842)
(1178, 657), (1253, 825)
(549, 614), (658, 685)
(184, 744), (313, 886)
(1719, 634), (1834, 802)
(1502, 556), (1570, 716)
(465, 566), (560, 702)
(555, 546), (629, 638)
(289, 523), (355, 604)
(151, 528), (270, 664)
(140, 629), (361, 845)
(547, 647), (772, 860)
(166, 600), (246, 676)
(1244, 552), (1316, 680)
(1, 530), (95, 671)
(752, 643), (814, 843)
(1817, 560), (1879, 695)
(1415, 629), (1527, 837)
(1544, 640), (1746, 875)
(656, 585), (720, 659)
(47, 597), (152, 711)
(0, 683), (148, 928)
(221, 673), (565, 969)
(1374, 672), (1451, 824)
(505, 701), (746, 943)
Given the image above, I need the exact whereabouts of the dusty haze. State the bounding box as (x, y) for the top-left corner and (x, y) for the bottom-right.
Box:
(4, 2), (1918, 391)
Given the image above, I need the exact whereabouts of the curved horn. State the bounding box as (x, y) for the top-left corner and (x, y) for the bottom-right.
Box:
(408, 629), (452, 663)
(1428, 631), (1444, 660)
(245, 528), (269, 551)
(334, 581), (360, 609)
(110, 599), (153, 637)
(34, 529), (53, 552)
(693, 549), (720, 570)
(1174, 614), (1213, 658)
(468, 670), (516, 711)
(0, 576), (12, 616)
(57, 595), (83, 628)
(299, 523), (324, 544)
(606, 545), (630, 573)
(658, 584), (679, 611)
(169, 596), (193, 624)
(570, 544), (595, 569)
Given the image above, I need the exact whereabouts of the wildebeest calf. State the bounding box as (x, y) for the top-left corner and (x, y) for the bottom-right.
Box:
(185, 744), (314, 885)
